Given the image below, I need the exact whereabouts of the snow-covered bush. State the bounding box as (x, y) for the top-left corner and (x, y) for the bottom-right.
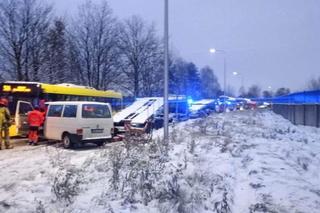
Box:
(52, 167), (83, 205)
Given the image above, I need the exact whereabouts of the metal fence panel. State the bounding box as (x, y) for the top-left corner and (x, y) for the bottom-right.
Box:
(305, 105), (317, 127)
(318, 105), (320, 128)
(273, 104), (320, 128)
(294, 105), (305, 125)
(288, 105), (295, 124)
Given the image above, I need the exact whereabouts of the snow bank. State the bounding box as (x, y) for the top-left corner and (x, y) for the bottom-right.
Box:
(0, 110), (319, 212)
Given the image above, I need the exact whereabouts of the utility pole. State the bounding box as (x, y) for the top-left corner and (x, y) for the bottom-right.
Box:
(164, 0), (169, 142)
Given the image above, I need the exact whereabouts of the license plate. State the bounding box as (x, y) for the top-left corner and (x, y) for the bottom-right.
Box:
(91, 129), (103, 133)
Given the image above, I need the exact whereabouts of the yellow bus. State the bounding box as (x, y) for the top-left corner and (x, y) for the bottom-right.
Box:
(0, 81), (122, 137)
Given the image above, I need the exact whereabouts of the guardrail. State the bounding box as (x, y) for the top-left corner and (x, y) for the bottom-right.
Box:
(272, 104), (320, 128)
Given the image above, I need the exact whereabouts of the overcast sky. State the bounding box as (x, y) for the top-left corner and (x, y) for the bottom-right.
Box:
(51, 0), (320, 92)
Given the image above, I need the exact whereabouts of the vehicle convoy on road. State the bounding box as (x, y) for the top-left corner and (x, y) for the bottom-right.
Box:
(0, 81), (122, 137)
(44, 101), (113, 148)
(189, 99), (216, 118)
(113, 96), (189, 132)
(215, 96), (237, 112)
(0, 81), (265, 149)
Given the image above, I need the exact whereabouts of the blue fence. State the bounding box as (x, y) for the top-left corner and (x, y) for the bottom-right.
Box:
(255, 90), (320, 104)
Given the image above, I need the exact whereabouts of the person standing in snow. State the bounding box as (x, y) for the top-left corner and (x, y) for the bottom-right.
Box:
(27, 106), (44, 146)
(0, 98), (12, 149)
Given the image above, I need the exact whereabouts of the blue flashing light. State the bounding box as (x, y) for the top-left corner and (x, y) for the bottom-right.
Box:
(187, 98), (193, 105)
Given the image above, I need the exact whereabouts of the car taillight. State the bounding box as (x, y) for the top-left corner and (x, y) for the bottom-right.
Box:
(76, 128), (83, 135)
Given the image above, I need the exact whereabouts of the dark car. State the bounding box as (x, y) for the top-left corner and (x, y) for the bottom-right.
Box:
(215, 96), (237, 112)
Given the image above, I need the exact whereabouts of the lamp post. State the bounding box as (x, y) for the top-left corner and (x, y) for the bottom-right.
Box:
(164, 0), (169, 143)
(209, 48), (227, 97)
(232, 71), (244, 94)
(210, 48), (227, 112)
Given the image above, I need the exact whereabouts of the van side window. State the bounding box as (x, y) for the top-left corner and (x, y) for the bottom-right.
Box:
(47, 105), (63, 117)
(63, 105), (77, 118)
(82, 104), (111, 118)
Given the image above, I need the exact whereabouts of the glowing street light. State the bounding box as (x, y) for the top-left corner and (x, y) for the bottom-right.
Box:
(209, 48), (217, 54)
(232, 71), (244, 90)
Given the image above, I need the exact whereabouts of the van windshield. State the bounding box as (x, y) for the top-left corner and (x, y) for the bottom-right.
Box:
(82, 104), (111, 118)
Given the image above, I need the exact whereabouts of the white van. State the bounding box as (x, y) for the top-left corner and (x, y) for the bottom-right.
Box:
(44, 101), (113, 148)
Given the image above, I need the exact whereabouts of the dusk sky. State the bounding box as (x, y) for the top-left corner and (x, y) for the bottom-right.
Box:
(51, 0), (320, 92)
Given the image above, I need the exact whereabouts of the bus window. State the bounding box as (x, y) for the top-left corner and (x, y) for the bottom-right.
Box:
(47, 94), (59, 101)
(68, 96), (80, 101)
(78, 96), (87, 101)
(107, 98), (122, 112)
(19, 102), (33, 115)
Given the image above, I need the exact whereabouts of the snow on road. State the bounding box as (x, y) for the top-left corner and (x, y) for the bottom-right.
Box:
(0, 110), (319, 212)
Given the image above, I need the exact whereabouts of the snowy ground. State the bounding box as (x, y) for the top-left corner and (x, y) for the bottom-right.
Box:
(0, 110), (319, 213)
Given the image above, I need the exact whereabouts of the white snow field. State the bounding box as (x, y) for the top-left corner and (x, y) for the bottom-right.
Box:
(0, 110), (319, 213)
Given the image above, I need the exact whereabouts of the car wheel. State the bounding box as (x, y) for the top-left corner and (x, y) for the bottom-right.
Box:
(62, 134), (73, 149)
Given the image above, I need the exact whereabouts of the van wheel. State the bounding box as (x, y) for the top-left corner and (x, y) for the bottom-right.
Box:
(62, 134), (73, 149)
(96, 140), (105, 147)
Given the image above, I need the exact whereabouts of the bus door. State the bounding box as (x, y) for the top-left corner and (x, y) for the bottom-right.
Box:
(16, 101), (33, 136)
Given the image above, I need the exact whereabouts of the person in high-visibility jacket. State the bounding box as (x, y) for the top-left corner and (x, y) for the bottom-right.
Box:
(0, 98), (12, 149)
(27, 106), (44, 146)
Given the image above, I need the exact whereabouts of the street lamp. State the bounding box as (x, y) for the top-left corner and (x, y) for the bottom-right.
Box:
(209, 48), (216, 54)
(209, 48), (227, 97)
(163, 0), (169, 143)
(232, 71), (244, 91)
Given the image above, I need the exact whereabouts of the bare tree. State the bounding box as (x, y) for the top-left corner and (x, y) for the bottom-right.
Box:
(238, 86), (246, 98)
(307, 76), (320, 90)
(262, 90), (273, 98)
(0, 0), (52, 81)
(275, 87), (290, 97)
(225, 85), (235, 97)
(69, 0), (120, 89)
(118, 15), (162, 97)
(246, 84), (261, 98)
(200, 66), (221, 98)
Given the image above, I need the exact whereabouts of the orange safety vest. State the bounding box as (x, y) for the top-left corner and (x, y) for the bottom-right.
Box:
(28, 110), (44, 127)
